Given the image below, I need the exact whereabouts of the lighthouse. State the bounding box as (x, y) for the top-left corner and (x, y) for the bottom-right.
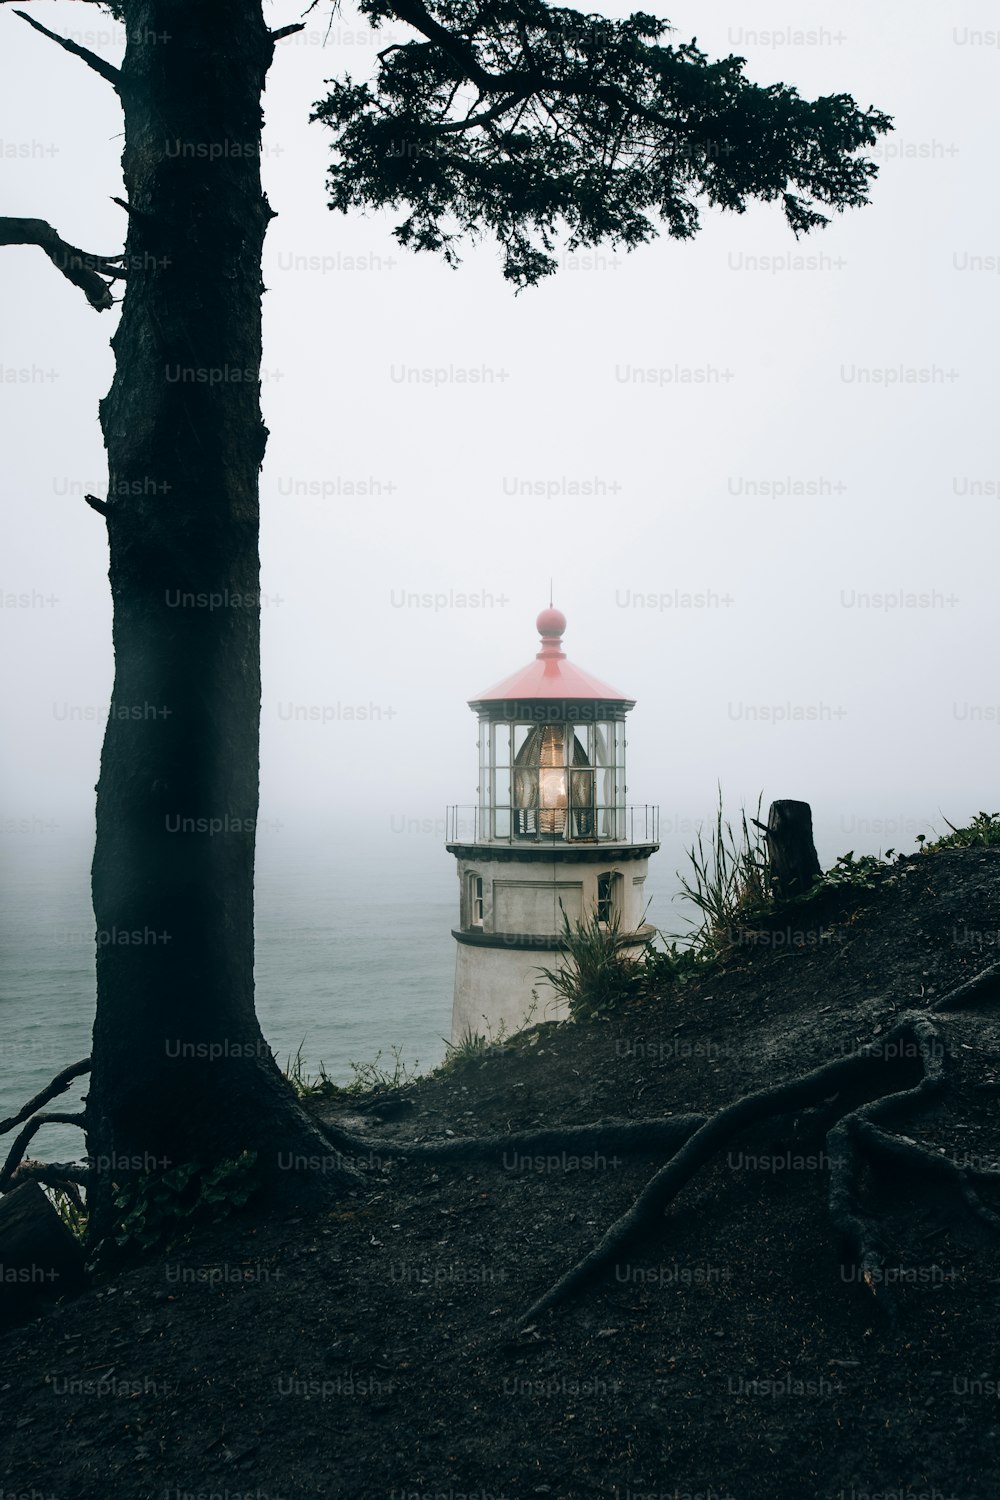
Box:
(446, 606), (659, 1043)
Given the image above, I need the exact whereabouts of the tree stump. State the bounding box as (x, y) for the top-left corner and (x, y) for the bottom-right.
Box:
(0, 1181), (85, 1328)
(766, 800), (822, 901)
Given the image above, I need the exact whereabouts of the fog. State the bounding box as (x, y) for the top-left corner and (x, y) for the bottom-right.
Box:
(2, 0), (997, 905)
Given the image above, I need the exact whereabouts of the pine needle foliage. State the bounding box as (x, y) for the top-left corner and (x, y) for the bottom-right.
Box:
(313, 0), (893, 286)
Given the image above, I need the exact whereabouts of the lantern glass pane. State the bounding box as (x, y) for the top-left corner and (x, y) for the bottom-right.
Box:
(493, 722), (510, 766)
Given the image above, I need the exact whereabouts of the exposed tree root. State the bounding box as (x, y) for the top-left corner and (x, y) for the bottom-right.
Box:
(859, 1122), (1000, 1232)
(316, 1114), (707, 1165)
(0, 1054), (363, 1250)
(311, 1008), (1000, 1329)
(514, 1021), (930, 1328)
(826, 1115), (891, 1310)
(933, 961), (1000, 1012)
(826, 1016), (946, 1319)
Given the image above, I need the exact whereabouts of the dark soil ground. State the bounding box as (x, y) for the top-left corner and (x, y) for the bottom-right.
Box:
(2, 847), (1000, 1500)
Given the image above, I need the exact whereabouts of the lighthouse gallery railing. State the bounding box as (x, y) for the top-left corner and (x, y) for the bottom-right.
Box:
(445, 804), (659, 845)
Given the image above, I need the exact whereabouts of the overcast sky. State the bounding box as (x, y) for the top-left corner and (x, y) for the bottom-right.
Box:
(2, 0), (998, 897)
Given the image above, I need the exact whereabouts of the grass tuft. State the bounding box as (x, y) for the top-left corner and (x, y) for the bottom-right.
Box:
(535, 906), (652, 1022)
(673, 788), (772, 958)
(284, 1039), (422, 1099)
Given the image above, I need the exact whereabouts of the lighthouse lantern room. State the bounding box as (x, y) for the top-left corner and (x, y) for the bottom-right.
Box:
(446, 607), (659, 1042)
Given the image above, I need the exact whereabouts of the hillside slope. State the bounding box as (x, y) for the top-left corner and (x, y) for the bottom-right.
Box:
(2, 846), (999, 1499)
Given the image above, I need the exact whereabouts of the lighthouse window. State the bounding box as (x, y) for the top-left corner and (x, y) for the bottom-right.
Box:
(569, 730), (596, 837)
(594, 722), (620, 837)
(597, 872), (616, 924)
(509, 723), (611, 838)
(513, 723), (568, 835)
(469, 874), (484, 926)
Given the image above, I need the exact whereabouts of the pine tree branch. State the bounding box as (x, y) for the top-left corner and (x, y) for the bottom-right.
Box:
(0, 1112), (86, 1193)
(387, 0), (675, 131)
(0, 1058), (91, 1136)
(0, 219), (120, 310)
(8, 1162), (91, 1191)
(387, 0), (492, 88)
(432, 91), (534, 134)
(316, 1), (892, 284)
(12, 8), (122, 89)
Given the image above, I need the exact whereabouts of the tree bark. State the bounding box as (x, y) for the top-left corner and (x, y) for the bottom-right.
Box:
(86, 0), (356, 1240)
(766, 799), (822, 901)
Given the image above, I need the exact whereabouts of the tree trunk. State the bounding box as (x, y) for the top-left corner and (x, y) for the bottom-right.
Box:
(86, 0), (355, 1240)
(766, 799), (822, 901)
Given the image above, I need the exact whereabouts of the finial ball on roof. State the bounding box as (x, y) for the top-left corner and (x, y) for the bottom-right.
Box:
(536, 606), (567, 638)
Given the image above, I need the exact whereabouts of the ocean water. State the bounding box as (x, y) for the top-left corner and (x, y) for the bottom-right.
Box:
(0, 820), (683, 1164)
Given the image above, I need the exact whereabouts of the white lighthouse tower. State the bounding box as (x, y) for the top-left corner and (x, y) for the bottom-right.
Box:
(446, 606), (659, 1043)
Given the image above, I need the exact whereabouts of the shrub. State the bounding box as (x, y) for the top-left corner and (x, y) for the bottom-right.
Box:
(111, 1151), (259, 1253)
(926, 811), (1000, 851)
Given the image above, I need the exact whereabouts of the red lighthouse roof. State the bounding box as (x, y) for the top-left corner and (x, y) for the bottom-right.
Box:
(469, 608), (634, 706)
